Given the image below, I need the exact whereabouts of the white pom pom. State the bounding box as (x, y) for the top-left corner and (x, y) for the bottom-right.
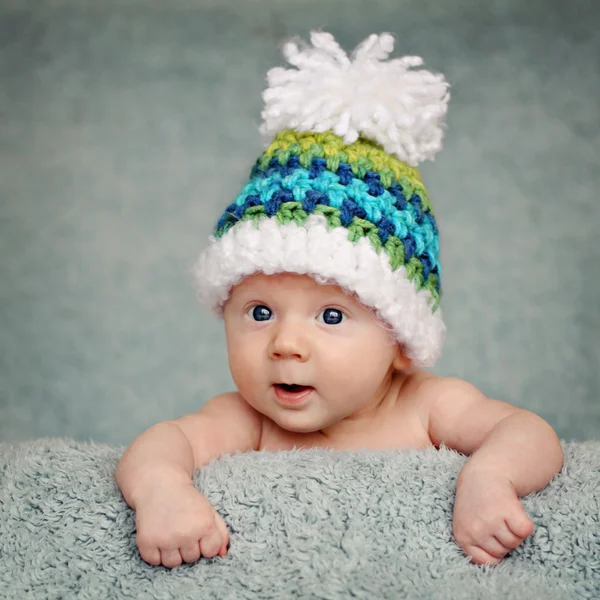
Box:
(260, 31), (450, 166)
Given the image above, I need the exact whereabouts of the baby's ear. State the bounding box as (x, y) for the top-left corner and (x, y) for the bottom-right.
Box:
(392, 345), (412, 371)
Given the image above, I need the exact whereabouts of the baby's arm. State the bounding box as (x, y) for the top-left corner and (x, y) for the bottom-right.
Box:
(419, 377), (564, 564)
(116, 392), (262, 567)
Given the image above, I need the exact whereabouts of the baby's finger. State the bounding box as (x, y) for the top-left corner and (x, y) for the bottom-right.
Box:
(479, 536), (512, 560)
(199, 520), (222, 558)
(180, 541), (201, 564)
(465, 545), (503, 565)
(137, 544), (161, 566)
(495, 519), (527, 549)
(506, 512), (535, 539)
(160, 548), (183, 569)
(214, 515), (230, 556)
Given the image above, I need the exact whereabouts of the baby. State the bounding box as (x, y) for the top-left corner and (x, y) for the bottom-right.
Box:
(115, 32), (564, 569)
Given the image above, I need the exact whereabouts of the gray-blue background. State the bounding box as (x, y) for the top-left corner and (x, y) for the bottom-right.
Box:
(1, 0), (598, 446)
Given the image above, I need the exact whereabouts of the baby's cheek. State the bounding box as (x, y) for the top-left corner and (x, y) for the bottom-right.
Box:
(332, 365), (369, 393)
(229, 349), (263, 392)
(333, 368), (386, 410)
(226, 349), (247, 383)
(319, 372), (363, 411)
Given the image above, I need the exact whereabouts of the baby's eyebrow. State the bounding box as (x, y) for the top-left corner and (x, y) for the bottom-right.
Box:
(322, 293), (350, 303)
(317, 292), (360, 310)
(322, 285), (359, 302)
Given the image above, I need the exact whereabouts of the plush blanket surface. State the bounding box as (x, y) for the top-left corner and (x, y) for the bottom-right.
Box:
(0, 438), (598, 599)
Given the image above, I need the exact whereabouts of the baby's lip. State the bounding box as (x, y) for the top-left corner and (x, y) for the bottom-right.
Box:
(273, 383), (315, 407)
(274, 383), (313, 390)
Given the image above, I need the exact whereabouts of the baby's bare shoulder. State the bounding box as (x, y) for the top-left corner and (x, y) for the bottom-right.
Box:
(200, 391), (261, 420)
(402, 373), (521, 452)
(402, 372), (485, 403)
(399, 372), (488, 435)
(173, 392), (264, 466)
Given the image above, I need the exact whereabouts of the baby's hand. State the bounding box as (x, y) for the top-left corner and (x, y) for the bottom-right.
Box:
(134, 482), (229, 568)
(452, 468), (535, 565)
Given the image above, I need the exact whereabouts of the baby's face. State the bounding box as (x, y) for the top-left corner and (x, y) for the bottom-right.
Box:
(223, 272), (406, 433)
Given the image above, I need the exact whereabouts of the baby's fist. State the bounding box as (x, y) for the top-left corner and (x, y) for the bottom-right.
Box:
(135, 483), (229, 568)
(453, 471), (535, 565)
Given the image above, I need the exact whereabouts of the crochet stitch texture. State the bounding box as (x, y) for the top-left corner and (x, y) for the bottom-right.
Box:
(215, 130), (442, 310)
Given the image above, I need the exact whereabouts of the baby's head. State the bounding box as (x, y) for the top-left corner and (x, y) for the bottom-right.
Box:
(193, 32), (449, 430)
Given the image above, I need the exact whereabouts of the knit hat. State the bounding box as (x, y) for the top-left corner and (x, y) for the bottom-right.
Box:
(194, 31), (450, 368)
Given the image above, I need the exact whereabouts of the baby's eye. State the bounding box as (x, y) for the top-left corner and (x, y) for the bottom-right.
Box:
(318, 308), (345, 325)
(248, 305), (273, 322)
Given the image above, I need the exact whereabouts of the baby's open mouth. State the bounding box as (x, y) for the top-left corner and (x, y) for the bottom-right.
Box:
(273, 383), (314, 406)
(275, 383), (313, 393)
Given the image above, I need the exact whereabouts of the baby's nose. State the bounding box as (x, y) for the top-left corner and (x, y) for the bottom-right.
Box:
(268, 321), (310, 361)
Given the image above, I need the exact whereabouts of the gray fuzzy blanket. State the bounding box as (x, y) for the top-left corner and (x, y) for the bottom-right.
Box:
(0, 438), (598, 599)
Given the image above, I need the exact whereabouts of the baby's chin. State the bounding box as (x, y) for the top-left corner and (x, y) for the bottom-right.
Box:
(268, 411), (330, 435)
